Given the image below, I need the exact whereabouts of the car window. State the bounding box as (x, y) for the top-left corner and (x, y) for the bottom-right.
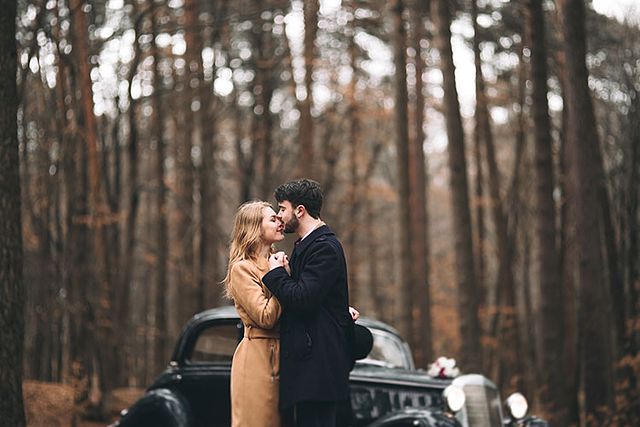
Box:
(189, 322), (241, 364)
(359, 329), (411, 369)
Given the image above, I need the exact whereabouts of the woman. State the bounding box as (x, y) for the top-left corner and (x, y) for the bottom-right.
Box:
(223, 201), (286, 427)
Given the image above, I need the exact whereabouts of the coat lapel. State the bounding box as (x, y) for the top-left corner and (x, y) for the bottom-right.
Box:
(289, 225), (333, 278)
(294, 225), (331, 256)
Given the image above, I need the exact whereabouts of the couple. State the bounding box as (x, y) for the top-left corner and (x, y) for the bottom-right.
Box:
(223, 179), (358, 427)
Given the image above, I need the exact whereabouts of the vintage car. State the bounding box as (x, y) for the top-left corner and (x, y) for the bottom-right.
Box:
(111, 306), (547, 427)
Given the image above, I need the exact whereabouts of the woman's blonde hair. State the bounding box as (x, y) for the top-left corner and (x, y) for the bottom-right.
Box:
(222, 201), (273, 297)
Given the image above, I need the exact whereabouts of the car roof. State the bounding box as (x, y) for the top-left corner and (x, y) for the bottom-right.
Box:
(356, 317), (403, 338)
(190, 305), (404, 338)
(192, 305), (239, 322)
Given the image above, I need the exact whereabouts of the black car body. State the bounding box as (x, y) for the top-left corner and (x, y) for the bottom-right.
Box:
(111, 306), (547, 427)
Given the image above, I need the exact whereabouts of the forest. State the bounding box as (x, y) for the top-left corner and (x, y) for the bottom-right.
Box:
(0, 0), (639, 426)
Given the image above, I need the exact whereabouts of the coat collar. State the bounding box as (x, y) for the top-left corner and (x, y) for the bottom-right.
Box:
(293, 224), (333, 257)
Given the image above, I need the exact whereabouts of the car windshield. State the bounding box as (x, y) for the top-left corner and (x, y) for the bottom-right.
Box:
(358, 329), (412, 369)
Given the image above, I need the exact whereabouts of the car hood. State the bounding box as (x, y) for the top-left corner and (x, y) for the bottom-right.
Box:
(350, 364), (453, 389)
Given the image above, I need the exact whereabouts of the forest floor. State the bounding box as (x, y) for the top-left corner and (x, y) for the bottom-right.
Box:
(23, 381), (144, 427)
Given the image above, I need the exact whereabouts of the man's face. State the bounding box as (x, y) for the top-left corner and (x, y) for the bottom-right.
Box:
(277, 200), (299, 234)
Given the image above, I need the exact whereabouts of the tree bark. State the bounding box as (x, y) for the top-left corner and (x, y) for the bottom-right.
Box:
(409, 0), (432, 367)
(346, 0), (361, 308)
(556, 0), (613, 423)
(182, 0), (204, 314)
(432, 0), (481, 372)
(624, 89), (639, 336)
(298, 0), (318, 178)
(52, 2), (73, 383)
(391, 0), (413, 343)
(69, 0), (116, 416)
(508, 40), (539, 404)
(0, 0), (26, 422)
(251, 1), (276, 200)
(150, 0), (169, 374)
(524, 1), (566, 423)
(118, 0), (146, 386)
(471, 0), (488, 373)
(472, 1), (520, 392)
(198, 0), (226, 310)
(616, 58), (640, 426)
(176, 0), (198, 328)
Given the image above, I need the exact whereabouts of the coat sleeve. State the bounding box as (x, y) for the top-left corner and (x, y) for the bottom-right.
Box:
(229, 260), (282, 329)
(262, 242), (342, 315)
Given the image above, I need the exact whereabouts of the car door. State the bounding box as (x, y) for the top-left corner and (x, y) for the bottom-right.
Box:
(174, 319), (243, 427)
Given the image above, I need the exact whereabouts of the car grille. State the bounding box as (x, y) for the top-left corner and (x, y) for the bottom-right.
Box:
(462, 383), (503, 426)
(350, 384), (444, 422)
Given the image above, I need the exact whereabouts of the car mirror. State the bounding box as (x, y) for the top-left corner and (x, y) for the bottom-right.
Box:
(353, 324), (374, 360)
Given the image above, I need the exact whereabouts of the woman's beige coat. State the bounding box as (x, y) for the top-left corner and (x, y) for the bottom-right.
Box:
(229, 258), (282, 427)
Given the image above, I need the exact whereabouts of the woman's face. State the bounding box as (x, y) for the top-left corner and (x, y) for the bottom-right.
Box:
(261, 207), (285, 244)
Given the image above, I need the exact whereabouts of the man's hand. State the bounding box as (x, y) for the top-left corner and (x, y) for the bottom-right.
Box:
(349, 306), (360, 321)
(269, 251), (287, 271)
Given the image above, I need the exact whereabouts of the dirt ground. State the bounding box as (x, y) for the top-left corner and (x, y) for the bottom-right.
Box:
(23, 381), (144, 427)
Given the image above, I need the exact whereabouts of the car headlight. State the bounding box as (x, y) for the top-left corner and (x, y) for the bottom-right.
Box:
(443, 384), (466, 412)
(506, 392), (528, 419)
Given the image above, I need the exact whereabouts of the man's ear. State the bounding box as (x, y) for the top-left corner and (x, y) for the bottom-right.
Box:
(296, 205), (306, 218)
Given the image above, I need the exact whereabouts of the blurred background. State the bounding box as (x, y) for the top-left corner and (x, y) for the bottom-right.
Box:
(9, 0), (640, 425)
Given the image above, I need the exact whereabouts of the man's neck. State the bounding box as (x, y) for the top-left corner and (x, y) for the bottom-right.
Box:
(297, 217), (324, 239)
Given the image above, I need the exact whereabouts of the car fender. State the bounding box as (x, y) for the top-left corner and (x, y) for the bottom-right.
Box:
(111, 388), (192, 427)
(366, 408), (462, 427)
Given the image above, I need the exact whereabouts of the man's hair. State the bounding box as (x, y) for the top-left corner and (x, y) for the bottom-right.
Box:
(274, 179), (323, 219)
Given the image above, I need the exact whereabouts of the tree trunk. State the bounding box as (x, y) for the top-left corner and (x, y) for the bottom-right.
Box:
(471, 0), (488, 374)
(176, 0), (198, 328)
(346, 1), (361, 308)
(198, 0), (226, 310)
(524, 1), (566, 423)
(432, 0), (481, 372)
(57, 49), (95, 418)
(473, 81), (486, 317)
(69, 0), (116, 416)
(185, 0), (208, 313)
(624, 89), (639, 334)
(0, 0), (26, 422)
(52, 3), (73, 383)
(391, 0), (413, 343)
(472, 1), (520, 392)
(616, 66), (640, 427)
(557, 0), (613, 423)
(551, 39), (581, 426)
(409, 0), (432, 367)
(298, 0), (318, 178)
(252, 1), (276, 200)
(507, 40), (538, 404)
(118, 0), (146, 386)
(151, 0), (169, 374)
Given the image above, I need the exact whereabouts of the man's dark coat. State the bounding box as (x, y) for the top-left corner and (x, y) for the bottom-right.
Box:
(262, 225), (353, 409)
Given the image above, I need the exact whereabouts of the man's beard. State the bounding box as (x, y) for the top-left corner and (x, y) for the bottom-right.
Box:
(284, 215), (299, 234)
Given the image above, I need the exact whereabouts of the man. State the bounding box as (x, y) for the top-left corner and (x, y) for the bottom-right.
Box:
(262, 179), (353, 427)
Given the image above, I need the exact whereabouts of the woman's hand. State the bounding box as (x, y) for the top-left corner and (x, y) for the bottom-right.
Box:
(283, 254), (291, 275)
(268, 251), (287, 270)
(349, 306), (360, 321)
